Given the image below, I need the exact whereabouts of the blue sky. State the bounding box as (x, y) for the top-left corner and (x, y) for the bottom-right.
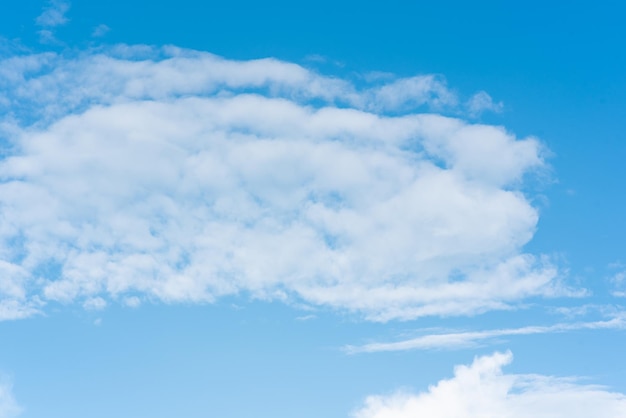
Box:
(0, 1), (625, 417)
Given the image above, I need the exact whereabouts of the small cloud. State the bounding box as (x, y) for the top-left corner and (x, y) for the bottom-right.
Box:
(35, 0), (70, 45)
(0, 299), (42, 322)
(466, 90), (504, 117)
(303, 54), (327, 63)
(361, 71), (395, 82)
(607, 262), (626, 297)
(295, 314), (316, 321)
(369, 74), (458, 111)
(611, 271), (626, 284)
(124, 296), (141, 308)
(36, 29), (63, 45)
(552, 304), (611, 319)
(83, 297), (107, 311)
(92, 24), (110, 38)
(610, 271), (626, 297)
(35, 0), (70, 28)
(302, 54), (345, 68)
(0, 377), (21, 418)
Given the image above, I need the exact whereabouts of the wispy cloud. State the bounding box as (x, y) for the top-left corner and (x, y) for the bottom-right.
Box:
(345, 314), (626, 353)
(83, 297), (107, 311)
(0, 46), (566, 321)
(35, 1), (70, 44)
(608, 263), (626, 297)
(35, 0), (70, 27)
(353, 351), (626, 418)
(466, 90), (504, 117)
(0, 377), (21, 418)
(366, 75), (458, 111)
(0, 300), (41, 322)
(91, 24), (110, 38)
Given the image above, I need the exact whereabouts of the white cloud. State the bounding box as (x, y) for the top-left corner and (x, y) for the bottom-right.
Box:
(609, 265), (626, 297)
(124, 296), (141, 308)
(83, 296), (107, 311)
(466, 91), (504, 117)
(34, 1), (70, 45)
(0, 48), (469, 124)
(35, 29), (60, 46)
(0, 261), (41, 320)
(346, 313), (626, 353)
(0, 378), (20, 418)
(367, 75), (458, 111)
(35, 0), (70, 28)
(0, 300), (40, 322)
(352, 351), (626, 418)
(0, 46), (566, 321)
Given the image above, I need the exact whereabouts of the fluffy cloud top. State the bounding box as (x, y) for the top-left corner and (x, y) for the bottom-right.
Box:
(353, 351), (626, 418)
(0, 46), (562, 320)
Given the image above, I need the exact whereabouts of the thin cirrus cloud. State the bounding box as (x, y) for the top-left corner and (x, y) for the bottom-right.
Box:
(0, 45), (568, 321)
(345, 313), (626, 353)
(352, 351), (626, 418)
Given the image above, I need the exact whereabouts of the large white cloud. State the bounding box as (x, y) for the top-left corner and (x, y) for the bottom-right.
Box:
(353, 351), (626, 418)
(0, 46), (565, 320)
